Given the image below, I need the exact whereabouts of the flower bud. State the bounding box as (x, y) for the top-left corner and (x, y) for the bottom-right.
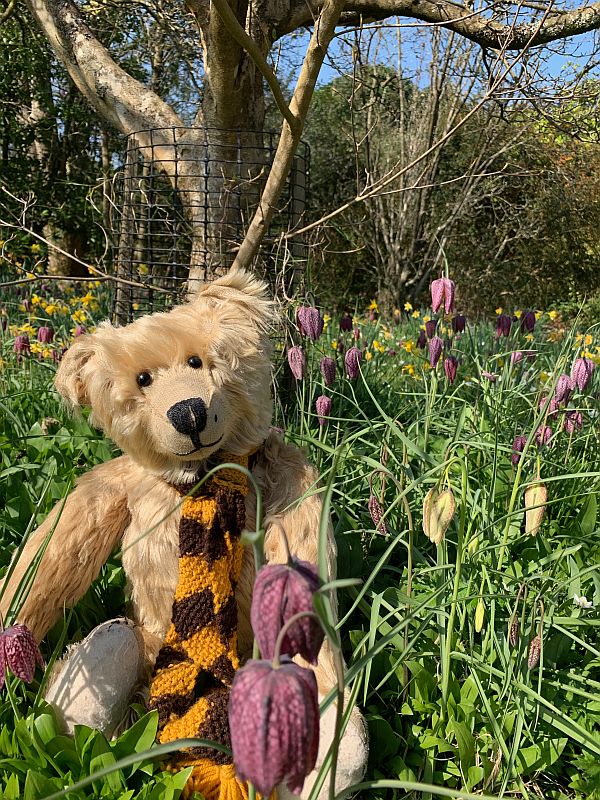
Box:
(452, 314), (466, 334)
(74, 324), (86, 337)
(571, 357), (594, 391)
(495, 314), (512, 338)
(527, 635), (541, 670)
(368, 495), (387, 535)
(482, 371), (498, 383)
(315, 395), (332, 426)
(510, 350), (523, 365)
(345, 346), (362, 379)
(520, 311), (536, 333)
(22, 299), (31, 313)
(475, 598), (485, 633)
(509, 617), (519, 648)
(287, 346), (306, 380)
(444, 356), (458, 385)
(428, 336), (443, 368)
(319, 356), (336, 387)
(511, 434), (527, 465)
(251, 560), (324, 664)
(416, 330), (427, 349)
(229, 659), (319, 797)
(297, 306), (324, 341)
(430, 277), (455, 314)
(554, 374), (575, 405)
(524, 482), (547, 536)
(37, 326), (54, 344)
(353, 327), (360, 341)
(423, 487), (455, 545)
(425, 319), (437, 339)
(0, 624), (44, 689)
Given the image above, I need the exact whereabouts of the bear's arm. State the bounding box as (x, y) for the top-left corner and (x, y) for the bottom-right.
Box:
(0, 460), (131, 642)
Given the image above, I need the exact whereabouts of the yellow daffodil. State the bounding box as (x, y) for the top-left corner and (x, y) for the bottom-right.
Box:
(402, 364), (415, 376)
(332, 341), (338, 350)
(404, 302), (413, 311)
(365, 351), (373, 361)
(547, 310), (558, 320)
(373, 340), (385, 353)
(495, 307), (503, 315)
(423, 315), (431, 323)
(524, 333), (534, 342)
(402, 340), (415, 353)
(132, 303), (140, 311)
(45, 304), (58, 316)
(30, 243), (42, 254)
(411, 310), (420, 318)
(72, 310), (86, 323)
(31, 295), (40, 306)
(369, 300), (378, 312)
(514, 310), (522, 319)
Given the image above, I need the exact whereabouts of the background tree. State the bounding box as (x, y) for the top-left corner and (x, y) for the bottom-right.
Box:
(4, 0), (600, 292)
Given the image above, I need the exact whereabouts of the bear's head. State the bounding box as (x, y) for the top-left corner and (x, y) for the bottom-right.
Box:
(55, 269), (274, 482)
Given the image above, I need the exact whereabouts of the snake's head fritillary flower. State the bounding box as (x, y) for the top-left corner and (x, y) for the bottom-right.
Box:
(0, 624), (44, 689)
(425, 319), (437, 339)
(74, 324), (86, 337)
(353, 327), (360, 341)
(340, 314), (352, 333)
(511, 434), (527, 465)
(510, 350), (523, 365)
(230, 658), (319, 797)
(428, 336), (443, 368)
(315, 395), (332, 426)
(535, 425), (552, 447)
(554, 374), (575, 405)
(416, 330), (427, 349)
(520, 311), (536, 333)
(482, 371), (498, 383)
(444, 356), (458, 385)
(527, 635), (541, 670)
(22, 299), (31, 313)
(571, 357), (594, 391)
(452, 314), (466, 334)
(430, 277), (455, 314)
(251, 560), (324, 664)
(495, 314), (512, 338)
(297, 306), (324, 342)
(319, 356), (336, 387)
(368, 495), (387, 534)
(287, 346), (306, 381)
(345, 346), (362, 379)
(14, 335), (30, 357)
(37, 326), (54, 344)
(564, 410), (583, 435)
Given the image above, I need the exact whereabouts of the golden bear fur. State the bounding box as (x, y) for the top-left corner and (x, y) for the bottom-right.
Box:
(0, 269), (367, 796)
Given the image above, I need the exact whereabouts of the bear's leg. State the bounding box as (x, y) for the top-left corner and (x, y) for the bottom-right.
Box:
(45, 618), (144, 737)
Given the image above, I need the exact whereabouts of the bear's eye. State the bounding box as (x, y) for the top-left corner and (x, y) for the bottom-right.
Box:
(187, 355), (203, 369)
(136, 371), (153, 388)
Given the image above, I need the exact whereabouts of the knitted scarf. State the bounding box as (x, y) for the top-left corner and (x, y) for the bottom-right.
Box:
(148, 453), (252, 800)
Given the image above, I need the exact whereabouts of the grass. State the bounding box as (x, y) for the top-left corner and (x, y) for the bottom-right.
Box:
(1, 259), (600, 799)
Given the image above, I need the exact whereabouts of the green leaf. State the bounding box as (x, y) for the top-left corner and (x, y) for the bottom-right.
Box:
(23, 770), (61, 800)
(580, 493), (598, 535)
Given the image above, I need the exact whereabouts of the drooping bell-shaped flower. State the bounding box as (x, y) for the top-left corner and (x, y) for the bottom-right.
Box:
(510, 350), (523, 365)
(564, 410), (583, 435)
(430, 277), (455, 314)
(535, 425), (552, 447)
(251, 560), (324, 664)
(74, 324), (86, 337)
(511, 434), (527, 465)
(0, 624), (45, 689)
(452, 314), (466, 334)
(428, 336), (443, 368)
(339, 314), (353, 333)
(444, 356), (458, 385)
(527, 635), (541, 670)
(482, 371), (498, 383)
(495, 314), (512, 338)
(297, 306), (324, 341)
(554, 374), (575, 405)
(22, 298), (31, 313)
(368, 495), (387, 535)
(353, 327), (360, 341)
(345, 346), (362, 379)
(14, 334), (30, 356)
(571, 357), (594, 391)
(315, 395), (332, 426)
(319, 356), (336, 387)
(416, 330), (427, 349)
(425, 319), (437, 339)
(520, 311), (536, 333)
(229, 658), (319, 797)
(287, 346), (306, 381)
(37, 326), (54, 344)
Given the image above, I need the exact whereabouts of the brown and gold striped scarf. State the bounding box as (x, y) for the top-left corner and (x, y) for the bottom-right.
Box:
(148, 453), (251, 800)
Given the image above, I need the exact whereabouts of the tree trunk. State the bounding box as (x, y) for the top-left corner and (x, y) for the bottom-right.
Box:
(44, 222), (89, 277)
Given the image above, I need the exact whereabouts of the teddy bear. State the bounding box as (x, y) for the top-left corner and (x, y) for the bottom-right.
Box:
(0, 269), (367, 800)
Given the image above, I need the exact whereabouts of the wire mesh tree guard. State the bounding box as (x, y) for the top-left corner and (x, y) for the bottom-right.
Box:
(110, 127), (310, 322)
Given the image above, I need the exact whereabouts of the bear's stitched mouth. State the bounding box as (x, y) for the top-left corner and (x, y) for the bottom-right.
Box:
(173, 435), (223, 457)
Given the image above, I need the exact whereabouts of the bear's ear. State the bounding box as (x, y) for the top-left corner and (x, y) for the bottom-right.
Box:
(55, 334), (97, 409)
(194, 268), (274, 329)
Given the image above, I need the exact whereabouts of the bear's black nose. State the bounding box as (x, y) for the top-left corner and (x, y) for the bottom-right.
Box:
(167, 398), (207, 442)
